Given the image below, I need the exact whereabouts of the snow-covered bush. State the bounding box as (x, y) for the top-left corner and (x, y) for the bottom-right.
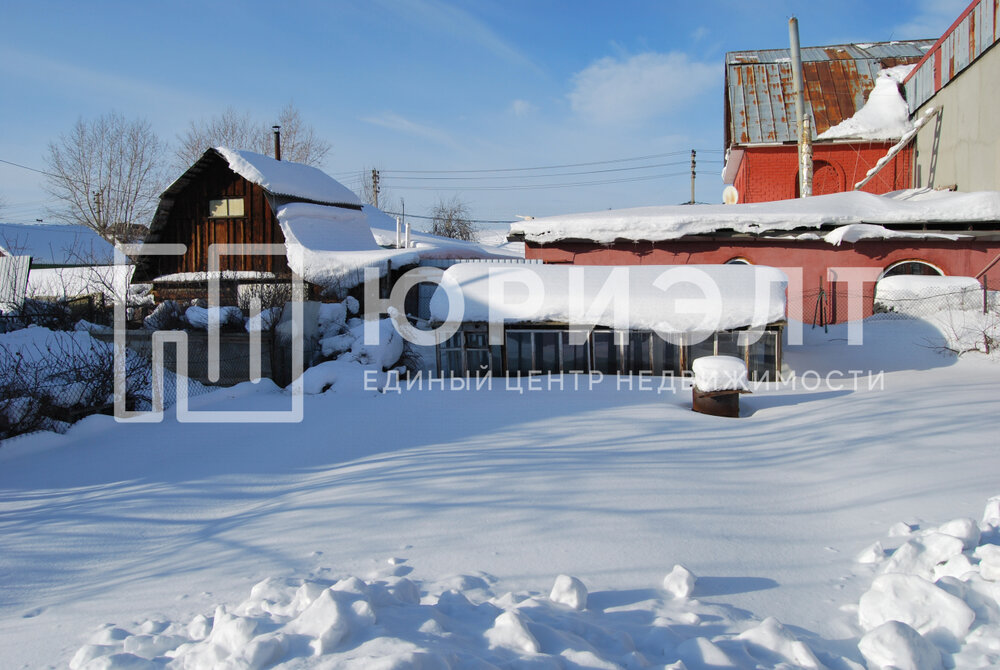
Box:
(0, 326), (151, 441)
(303, 298), (410, 393)
(143, 299), (185, 330)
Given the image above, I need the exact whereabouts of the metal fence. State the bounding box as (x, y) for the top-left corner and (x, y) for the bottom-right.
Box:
(0, 330), (149, 440)
(0, 294), (114, 333)
(0, 323), (276, 441)
(790, 284), (998, 328)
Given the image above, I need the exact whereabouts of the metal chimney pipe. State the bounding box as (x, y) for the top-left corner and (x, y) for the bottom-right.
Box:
(788, 17), (811, 196)
(272, 125), (281, 161)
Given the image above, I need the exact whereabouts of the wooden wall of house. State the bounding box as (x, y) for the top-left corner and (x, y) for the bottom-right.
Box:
(152, 155), (290, 277)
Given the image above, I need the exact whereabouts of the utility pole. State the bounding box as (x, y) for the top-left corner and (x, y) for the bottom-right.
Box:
(690, 150), (696, 204)
(92, 190), (103, 229)
(371, 168), (380, 209)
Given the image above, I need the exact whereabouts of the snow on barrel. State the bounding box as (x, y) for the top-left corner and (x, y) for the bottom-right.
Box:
(691, 355), (749, 418)
(692, 355), (749, 392)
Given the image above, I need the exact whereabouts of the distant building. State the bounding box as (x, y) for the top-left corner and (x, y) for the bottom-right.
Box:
(905, 0), (1000, 192)
(0, 222), (125, 303)
(723, 40), (933, 203)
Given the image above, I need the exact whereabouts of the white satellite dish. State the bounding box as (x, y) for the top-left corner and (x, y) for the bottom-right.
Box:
(722, 185), (739, 205)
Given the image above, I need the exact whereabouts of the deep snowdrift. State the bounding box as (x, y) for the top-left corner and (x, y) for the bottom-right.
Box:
(2, 316), (1000, 669)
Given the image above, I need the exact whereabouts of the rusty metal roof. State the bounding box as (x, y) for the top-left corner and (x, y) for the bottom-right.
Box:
(726, 40), (935, 147)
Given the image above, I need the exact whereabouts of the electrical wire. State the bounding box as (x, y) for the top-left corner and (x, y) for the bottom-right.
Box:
(383, 170), (709, 191)
(381, 149), (723, 175)
(386, 160), (692, 181)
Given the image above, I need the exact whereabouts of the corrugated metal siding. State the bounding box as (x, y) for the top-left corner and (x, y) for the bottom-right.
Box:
(727, 40), (934, 145)
(0, 255), (32, 309)
(904, 0), (1000, 111)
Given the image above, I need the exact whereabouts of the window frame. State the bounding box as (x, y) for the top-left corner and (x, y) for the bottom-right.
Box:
(208, 197), (246, 219)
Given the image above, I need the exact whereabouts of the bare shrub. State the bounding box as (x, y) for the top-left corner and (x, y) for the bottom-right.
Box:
(429, 196), (478, 241)
(0, 332), (152, 441)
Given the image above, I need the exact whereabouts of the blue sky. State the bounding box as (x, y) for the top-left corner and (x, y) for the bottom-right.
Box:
(0, 0), (967, 228)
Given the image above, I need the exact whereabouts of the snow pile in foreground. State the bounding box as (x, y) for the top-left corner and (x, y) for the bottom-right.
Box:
(70, 562), (841, 670)
(67, 496), (1000, 670)
(853, 496), (1000, 670)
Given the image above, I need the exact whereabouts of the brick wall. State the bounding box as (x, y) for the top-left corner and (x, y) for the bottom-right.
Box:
(734, 143), (913, 203)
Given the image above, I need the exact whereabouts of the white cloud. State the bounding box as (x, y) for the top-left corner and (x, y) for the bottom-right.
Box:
(360, 112), (463, 151)
(509, 99), (536, 117)
(893, 0), (969, 40)
(382, 0), (543, 76)
(568, 52), (718, 126)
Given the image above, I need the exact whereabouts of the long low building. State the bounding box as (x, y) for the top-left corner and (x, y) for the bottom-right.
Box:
(508, 188), (1000, 323)
(427, 263), (788, 380)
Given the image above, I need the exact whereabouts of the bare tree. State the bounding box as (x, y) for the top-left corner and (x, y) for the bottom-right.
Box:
(44, 112), (166, 242)
(175, 102), (332, 170)
(429, 196), (477, 241)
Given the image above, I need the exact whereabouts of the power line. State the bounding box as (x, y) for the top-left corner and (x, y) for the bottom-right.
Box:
(383, 210), (514, 225)
(378, 149), (724, 175)
(0, 157), (54, 178)
(386, 170), (699, 192)
(385, 160), (691, 181)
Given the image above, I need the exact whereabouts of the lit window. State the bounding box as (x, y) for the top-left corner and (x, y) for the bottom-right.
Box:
(208, 198), (245, 218)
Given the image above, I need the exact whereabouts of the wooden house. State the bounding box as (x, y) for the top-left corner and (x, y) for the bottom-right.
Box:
(134, 148), (516, 308)
(132, 147), (364, 303)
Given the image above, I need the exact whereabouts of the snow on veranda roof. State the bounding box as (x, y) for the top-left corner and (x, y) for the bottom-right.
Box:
(509, 189), (1000, 245)
(429, 263), (787, 334)
(214, 147), (362, 207)
(278, 204), (518, 294)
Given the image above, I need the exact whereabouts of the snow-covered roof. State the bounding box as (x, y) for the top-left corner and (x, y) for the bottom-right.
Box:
(820, 223), (966, 246)
(509, 189), (1000, 245)
(817, 66), (915, 141)
(278, 204), (521, 294)
(214, 148), (362, 207)
(0, 223), (116, 266)
(429, 263), (787, 333)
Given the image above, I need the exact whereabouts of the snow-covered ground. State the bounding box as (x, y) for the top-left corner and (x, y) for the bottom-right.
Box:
(2, 316), (1000, 668)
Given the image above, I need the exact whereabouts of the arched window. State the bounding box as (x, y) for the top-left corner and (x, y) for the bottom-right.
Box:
(879, 260), (944, 279)
(794, 160), (845, 197)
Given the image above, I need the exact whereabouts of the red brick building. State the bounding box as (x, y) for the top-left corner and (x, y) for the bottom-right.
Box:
(723, 41), (932, 203)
